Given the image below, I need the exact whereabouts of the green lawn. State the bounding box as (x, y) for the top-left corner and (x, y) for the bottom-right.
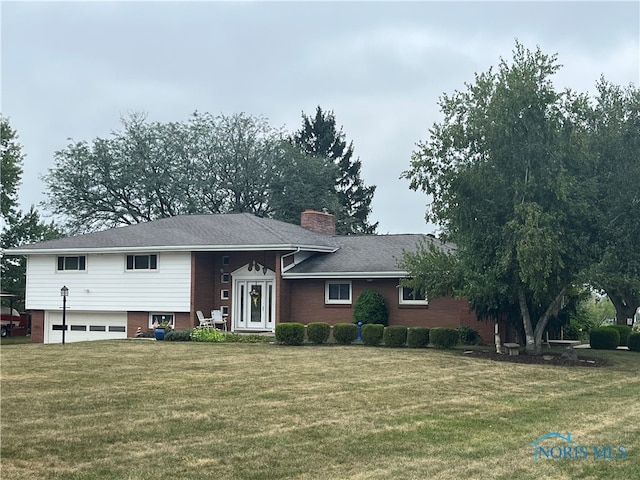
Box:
(1, 340), (639, 479)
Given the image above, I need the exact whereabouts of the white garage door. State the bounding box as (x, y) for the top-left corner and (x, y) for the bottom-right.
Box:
(45, 311), (127, 344)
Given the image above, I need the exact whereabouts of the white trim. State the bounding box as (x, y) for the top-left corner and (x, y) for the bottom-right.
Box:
(149, 312), (175, 329)
(7, 244), (338, 256)
(325, 280), (352, 305)
(284, 271), (407, 279)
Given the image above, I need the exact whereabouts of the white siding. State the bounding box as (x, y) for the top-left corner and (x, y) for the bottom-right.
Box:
(25, 252), (191, 312)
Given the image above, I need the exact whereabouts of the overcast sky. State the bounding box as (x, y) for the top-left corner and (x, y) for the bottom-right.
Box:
(3, 1), (639, 234)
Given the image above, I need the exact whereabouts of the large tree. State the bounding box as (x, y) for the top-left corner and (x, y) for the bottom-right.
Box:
(1, 117), (23, 220)
(44, 112), (344, 233)
(400, 43), (596, 354)
(292, 106), (377, 234)
(588, 80), (640, 325)
(1, 118), (61, 308)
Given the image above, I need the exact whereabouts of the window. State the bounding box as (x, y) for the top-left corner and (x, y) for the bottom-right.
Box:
(70, 325), (86, 331)
(221, 289), (230, 300)
(221, 306), (229, 316)
(109, 326), (126, 333)
(126, 254), (157, 270)
(89, 325), (106, 332)
(221, 273), (230, 283)
(222, 255), (230, 266)
(149, 313), (174, 329)
(399, 286), (428, 305)
(325, 281), (352, 304)
(57, 255), (86, 271)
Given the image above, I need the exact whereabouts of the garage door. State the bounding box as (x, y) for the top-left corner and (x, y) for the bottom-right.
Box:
(45, 311), (127, 344)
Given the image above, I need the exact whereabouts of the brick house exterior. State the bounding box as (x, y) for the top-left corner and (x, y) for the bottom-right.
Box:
(7, 210), (495, 344)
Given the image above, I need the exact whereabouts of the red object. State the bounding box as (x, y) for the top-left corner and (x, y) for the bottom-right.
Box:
(1, 306), (28, 337)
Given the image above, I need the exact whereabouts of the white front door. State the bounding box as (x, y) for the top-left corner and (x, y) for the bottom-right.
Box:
(232, 264), (275, 332)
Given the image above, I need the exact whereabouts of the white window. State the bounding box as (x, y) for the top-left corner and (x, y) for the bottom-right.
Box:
(221, 273), (230, 283)
(221, 306), (229, 316)
(325, 281), (352, 304)
(149, 313), (174, 329)
(126, 254), (157, 270)
(399, 286), (428, 305)
(221, 289), (230, 300)
(57, 255), (86, 271)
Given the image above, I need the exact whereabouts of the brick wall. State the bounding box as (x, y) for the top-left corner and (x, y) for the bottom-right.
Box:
(300, 210), (336, 235)
(30, 310), (44, 343)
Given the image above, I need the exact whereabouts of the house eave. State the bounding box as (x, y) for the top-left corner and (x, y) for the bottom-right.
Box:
(282, 271), (408, 279)
(5, 244), (339, 256)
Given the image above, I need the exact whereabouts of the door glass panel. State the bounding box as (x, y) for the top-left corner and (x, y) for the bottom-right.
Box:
(249, 284), (262, 323)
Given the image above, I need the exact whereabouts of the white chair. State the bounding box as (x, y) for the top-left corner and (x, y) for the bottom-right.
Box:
(211, 309), (227, 332)
(196, 310), (213, 328)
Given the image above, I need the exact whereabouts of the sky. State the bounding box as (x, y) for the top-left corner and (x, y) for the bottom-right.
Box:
(2, 1), (639, 234)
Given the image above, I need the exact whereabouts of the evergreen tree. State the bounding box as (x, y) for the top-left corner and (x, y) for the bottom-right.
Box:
(292, 106), (377, 235)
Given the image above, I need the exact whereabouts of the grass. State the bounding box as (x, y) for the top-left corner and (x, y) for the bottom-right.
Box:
(1, 341), (639, 479)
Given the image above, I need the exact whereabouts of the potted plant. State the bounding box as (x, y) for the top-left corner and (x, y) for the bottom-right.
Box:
(154, 321), (173, 341)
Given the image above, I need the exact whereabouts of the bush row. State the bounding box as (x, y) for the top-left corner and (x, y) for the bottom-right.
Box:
(590, 325), (633, 350)
(275, 323), (470, 349)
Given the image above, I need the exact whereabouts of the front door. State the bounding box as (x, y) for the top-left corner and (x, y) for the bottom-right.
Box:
(232, 264), (275, 332)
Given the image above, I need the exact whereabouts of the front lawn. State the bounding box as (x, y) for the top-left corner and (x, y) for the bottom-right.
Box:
(1, 341), (638, 479)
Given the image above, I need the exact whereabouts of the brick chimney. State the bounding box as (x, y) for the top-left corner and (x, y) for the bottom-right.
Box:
(300, 209), (336, 235)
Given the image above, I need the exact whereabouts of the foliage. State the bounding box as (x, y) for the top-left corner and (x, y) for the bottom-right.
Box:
(1, 116), (23, 219)
(223, 333), (273, 343)
(587, 81), (640, 328)
(361, 323), (384, 346)
(352, 289), (389, 326)
(42, 112), (344, 234)
(407, 327), (430, 348)
(400, 42), (596, 354)
(332, 323), (358, 345)
(457, 326), (481, 345)
(190, 328), (225, 343)
(589, 327), (620, 350)
(164, 329), (193, 341)
(608, 325), (631, 347)
(628, 333), (640, 352)
(429, 328), (459, 349)
(383, 326), (407, 348)
(275, 322), (305, 345)
(307, 322), (331, 344)
(292, 106), (377, 234)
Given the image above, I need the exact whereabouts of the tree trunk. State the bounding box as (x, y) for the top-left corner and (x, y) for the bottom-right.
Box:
(520, 288), (567, 355)
(608, 291), (640, 328)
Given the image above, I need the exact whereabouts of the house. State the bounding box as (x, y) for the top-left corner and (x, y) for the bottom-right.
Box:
(5, 209), (494, 344)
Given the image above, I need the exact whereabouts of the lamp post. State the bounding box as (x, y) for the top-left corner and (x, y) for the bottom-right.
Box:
(61, 286), (69, 345)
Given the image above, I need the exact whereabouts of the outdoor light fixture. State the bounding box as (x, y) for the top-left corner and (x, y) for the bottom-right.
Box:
(60, 286), (69, 345)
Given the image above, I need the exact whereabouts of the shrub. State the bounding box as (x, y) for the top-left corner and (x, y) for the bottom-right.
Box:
(353, 290), (389, 326)
(458, 326), (481, 345)
(383, 326), (407, 348)
(407, 327), (430, 348)
(275, 322), (305, 345)
(430, 327), (459, 349)
(608, 325), (631, 346)
(223, 333), (273, 343)
(164, 329), (193, 341)
(333, 323), (358, 345)
(589, 327), (620, 350)
(362, 324), (384, 346)
(191, 328), (225, 343)
(307, 322), (331, 344)
(628, 332), (640, 352)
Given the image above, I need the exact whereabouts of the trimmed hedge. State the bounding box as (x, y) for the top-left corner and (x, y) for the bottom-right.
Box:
(191, 328), (225, 343)
(628, 332), (640, 352)
(589, 327), (620, 350)
(164, 329), (193, 341)
(608, 325), (631, 346)
(362, 324), (384, 346)
(407, 327), (430, 348)
(353, 290), (389, 326)
(333, 323), (358, 345)
(383, 326), (407, 348)
(458, 326), (481, 345)
(430, 327), (459, 349)
(307, 322), (330, 344)
(275, 322), (305, 345)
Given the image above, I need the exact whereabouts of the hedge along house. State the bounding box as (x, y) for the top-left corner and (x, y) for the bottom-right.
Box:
(6, 209), (495, 344)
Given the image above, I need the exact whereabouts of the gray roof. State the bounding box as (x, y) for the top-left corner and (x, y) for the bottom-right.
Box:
(283, 234), (455, 278)
(6, 214), (340, 254)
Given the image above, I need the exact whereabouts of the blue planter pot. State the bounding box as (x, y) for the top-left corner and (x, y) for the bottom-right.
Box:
(154, 328), (166, 341)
